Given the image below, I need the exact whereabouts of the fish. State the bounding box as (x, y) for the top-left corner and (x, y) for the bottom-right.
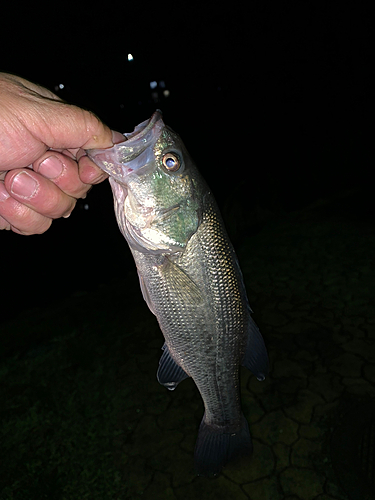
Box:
(87, 111), (269, 476)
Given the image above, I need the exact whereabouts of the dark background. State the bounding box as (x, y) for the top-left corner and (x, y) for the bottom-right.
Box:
(0, 2), (373, 323)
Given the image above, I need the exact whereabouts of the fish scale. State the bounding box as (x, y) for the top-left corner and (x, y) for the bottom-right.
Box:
(88, 110), (269, 476)
(133, 197), (246, 426)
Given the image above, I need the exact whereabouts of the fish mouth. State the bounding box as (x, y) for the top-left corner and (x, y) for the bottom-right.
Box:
(87, 110), (164, 183)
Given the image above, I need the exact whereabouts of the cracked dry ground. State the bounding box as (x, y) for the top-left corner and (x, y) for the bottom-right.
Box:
(1, 188), (374, 499)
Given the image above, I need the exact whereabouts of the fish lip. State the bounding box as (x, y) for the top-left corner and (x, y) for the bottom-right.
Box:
(123, 109), (162, 142)
(87, 110), (164, 182)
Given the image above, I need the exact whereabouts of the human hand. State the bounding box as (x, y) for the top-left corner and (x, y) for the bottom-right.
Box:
(0, 73), (124, 234)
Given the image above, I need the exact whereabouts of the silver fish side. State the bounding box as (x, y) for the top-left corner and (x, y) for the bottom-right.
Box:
(88, 111), (269, 476)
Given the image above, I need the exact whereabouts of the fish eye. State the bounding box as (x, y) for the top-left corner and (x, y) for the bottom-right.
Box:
(162, 152), (180, 172)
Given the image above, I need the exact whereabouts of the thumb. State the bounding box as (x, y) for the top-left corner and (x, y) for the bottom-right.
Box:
(37, 101), (115, 151)
(1, 73), (115, 151)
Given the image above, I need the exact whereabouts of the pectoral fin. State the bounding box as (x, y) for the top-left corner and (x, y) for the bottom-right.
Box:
(157, 343), (189, 390)
(161, 257), (203, 305)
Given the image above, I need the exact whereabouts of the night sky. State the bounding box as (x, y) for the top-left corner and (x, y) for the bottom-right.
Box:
(1, 3), (373, 321)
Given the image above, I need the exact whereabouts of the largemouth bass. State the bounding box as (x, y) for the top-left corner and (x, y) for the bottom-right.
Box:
(88, 111), (269, 476)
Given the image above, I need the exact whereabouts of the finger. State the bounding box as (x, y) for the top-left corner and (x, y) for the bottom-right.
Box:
(33, 151), (91, 199)
(0, 181), (52, 234)
(0, 214), (11, 230)
(78, 154), (109, 185)
(4, 169), (76, 219)
(76, 129), (124, 184)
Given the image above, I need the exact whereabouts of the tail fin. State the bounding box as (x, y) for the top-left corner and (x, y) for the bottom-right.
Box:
(194, 414), (253, 476)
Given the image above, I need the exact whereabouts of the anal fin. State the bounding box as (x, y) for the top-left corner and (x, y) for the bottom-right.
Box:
(157, 343), (189, 390)
(242, 315), (269, 381)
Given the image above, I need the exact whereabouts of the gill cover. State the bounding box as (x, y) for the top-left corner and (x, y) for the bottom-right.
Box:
(88, 111), (201, 254)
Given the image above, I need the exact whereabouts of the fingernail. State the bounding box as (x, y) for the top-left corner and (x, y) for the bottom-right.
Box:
(37, 156), (64, 179)
(0, 182), (10, 202)
(111, 130), (126, 144)
(11, 171), (39, 199)
(63, 200), (76, 218)
(92, 172), (108, 183)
